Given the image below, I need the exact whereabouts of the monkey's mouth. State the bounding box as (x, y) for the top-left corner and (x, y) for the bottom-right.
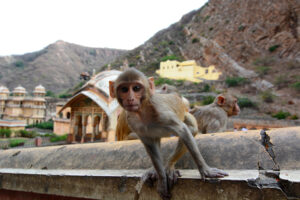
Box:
(124, 104), (139, 112)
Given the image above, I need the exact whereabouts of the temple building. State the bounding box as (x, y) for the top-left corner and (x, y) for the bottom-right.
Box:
(0, 85), (46, 130)
(54, 70), (122, 143)
(156, 60), (222, 83)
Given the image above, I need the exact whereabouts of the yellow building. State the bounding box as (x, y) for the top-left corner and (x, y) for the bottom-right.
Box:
(0, 85), (46, 125)
(156, 60), (221, 83)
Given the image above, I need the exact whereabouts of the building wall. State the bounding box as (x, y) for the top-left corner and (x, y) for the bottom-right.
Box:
(54, 119), (70, 135)
(1, 96), (46, 125)
(156, 60), (221, 83)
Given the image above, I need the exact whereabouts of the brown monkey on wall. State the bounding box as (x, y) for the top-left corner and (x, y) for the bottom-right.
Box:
(190, 93), (240, 134)
(109, 68), (228, 200)
(116, 84), (194, 140)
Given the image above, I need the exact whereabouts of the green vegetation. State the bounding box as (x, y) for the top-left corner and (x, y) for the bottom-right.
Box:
(201, 96), (215, 105)
(168, 41), (175, 45)
(209, 27), (214, 31)
(9, 139), (26, 148)
(238, 25), (245, 31)
(17, 130), (38, 138)
(50, 134), (67, 142)
(160, 55), (180, 62)
(26, 121), (53, 130)
(58, 93), (73, 98)
(46, 90), (56, 97)
(0, 129), (12, 138)
(290, 115), (298, 120)
(159, 41), (169, 47)
(272, 111), (290, 120)
(192, 38), (199, 43)
(291, 82), (300, 91)
(268, 44), (280, 52)
(261, 90), (275, 103)
(14, 61), (24, 68)
(203, 15), (210, 22)
(154, 77), (175, 86)
(89, 49), (96, 56)
(274, 75), (288, 88)
(225, 77), (247, 87)
(238, 97), (256, 108)
(253, 56), (275, 66)
(201, 84), (211, 92)
(255, 66), (270, 76)
(149, 62), (160, 70)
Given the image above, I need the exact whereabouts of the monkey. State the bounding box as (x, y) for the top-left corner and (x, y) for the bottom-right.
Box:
(109, 68), (228, 200)
(115, 84), (194, 141)
(190, 93), (240, 134)
(157, 84), (190, 111)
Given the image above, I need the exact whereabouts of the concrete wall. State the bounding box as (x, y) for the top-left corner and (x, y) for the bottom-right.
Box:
(0, 127), (299, 199)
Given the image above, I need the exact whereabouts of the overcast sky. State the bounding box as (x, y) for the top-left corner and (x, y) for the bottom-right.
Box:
(0, 0), (207, 56)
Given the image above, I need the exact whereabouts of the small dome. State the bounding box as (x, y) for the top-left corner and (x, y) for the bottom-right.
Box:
(13, 85), (27, 94)
(0, 86), (10, 94)
(34, 84), (46, 94)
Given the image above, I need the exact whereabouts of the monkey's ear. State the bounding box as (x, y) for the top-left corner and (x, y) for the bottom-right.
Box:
(148, 77), (155, 95)
(109, 81), (116, 98)
(217, 95), (225, 106)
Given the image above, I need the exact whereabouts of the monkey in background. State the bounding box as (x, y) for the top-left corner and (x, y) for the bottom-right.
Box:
(109, 68), (228, 200)
(190, 93), (240, 134)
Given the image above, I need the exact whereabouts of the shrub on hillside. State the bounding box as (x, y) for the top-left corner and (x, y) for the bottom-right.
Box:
(238, 97), (256, 108)
(291, 82), (300, 91)
(201, 96), (215, 105)
(225, 77), (247, 87)
(154, 77), (175, 86)
(160, 55), (180, 62)
(261, 90), (275, 103)
(255, 66), (270, 76)
(272, 111), (290, 120)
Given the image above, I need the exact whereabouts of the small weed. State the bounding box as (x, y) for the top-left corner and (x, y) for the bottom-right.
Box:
(268, 44), (280, 52)
(261, 90), (275, 103)
(192, 38), (199, 43)
(238, 97), (256, 108)
(225, 77), (247, 87)
(272, 111), (290, 120)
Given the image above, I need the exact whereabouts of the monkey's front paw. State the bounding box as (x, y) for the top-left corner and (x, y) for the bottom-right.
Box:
(141, 169), (158, 187)
(201, 167), (229, 179)
(157, 179), (171, 200)
(166, 168), (181, 190)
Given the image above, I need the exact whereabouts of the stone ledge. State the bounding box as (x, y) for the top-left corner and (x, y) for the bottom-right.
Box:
(0, 169), (299, 200)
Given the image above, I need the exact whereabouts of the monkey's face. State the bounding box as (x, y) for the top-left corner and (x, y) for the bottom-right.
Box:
(117, 82), (145, 112)
(229, 98), (240, 116)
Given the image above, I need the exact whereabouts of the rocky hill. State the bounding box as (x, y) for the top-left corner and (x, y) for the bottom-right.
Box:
(107, 0), (300, 117)
(0, 41), (126, 94)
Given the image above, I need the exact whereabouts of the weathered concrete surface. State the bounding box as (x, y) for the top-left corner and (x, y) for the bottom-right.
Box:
(0, 127), (299, 170)
(0, 169), (299, 200)
(0, 127), (299, 199)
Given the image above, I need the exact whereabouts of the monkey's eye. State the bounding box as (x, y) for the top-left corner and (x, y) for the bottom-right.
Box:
(133, 85), (142, 92)
(120, 87), (129, 93)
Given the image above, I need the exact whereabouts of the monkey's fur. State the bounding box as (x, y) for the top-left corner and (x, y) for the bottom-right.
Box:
(116, 84), (195, 141)
(190, 93), (240, 134)
(109, 68), (228, 200)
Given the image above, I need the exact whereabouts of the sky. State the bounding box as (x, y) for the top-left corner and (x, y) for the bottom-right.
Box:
(0, 0), (207, 56)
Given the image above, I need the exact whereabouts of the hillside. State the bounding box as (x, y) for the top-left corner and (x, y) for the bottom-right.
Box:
(0, 41), (126, 94)
(107, 0), (300, 117)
